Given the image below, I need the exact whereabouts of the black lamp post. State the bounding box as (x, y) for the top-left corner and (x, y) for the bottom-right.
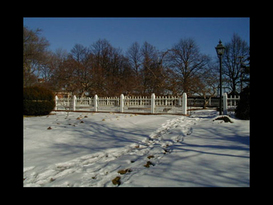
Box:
(215, 40), (225, 115)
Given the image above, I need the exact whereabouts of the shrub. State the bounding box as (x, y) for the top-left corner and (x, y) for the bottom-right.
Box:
(235, 86), (250, 120)
(23, 86), (55, 116)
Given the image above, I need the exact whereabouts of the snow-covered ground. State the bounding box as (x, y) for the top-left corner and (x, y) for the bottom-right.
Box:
(23, 110), (249, 187)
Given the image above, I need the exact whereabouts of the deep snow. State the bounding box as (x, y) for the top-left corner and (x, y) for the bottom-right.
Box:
(23, 110), (249, 187)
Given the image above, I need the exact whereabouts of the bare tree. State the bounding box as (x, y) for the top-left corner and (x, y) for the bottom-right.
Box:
(46, 48), (68, 91)
(222, 33), (249, 94)
(192, 63), (219, 108)
(126, 42), (142, 75)
(70, 44), (88, 63)
(168, 38), (210, 95)
(126, 42), (144, 95)
(90, 39), (134, 96)
(69, 44), (94, 97)
(140, 41), (167, 95)
(23, 27), (50, 87)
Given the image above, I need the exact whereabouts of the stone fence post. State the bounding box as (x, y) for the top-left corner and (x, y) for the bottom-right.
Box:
(55, 95), (58, 110)
(120, 94), (124, 113)
(72, 95), (77, 111)
(94, 94), (98, 112)
(182, 93), (187, 115)
(151, 93), (155, 114)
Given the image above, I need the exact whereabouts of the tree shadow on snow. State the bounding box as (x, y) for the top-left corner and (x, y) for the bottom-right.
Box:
(50, 121), (151, 157)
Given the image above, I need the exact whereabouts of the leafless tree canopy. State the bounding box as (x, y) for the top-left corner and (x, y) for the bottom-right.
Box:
(23, 27), (249, 97)
(222, 33), (249, 94)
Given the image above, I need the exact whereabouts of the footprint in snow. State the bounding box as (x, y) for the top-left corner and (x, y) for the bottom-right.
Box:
(187, 127), (193, 135)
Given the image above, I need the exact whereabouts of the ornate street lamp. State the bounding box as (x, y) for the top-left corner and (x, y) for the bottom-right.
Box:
(215, 40), (225, 115)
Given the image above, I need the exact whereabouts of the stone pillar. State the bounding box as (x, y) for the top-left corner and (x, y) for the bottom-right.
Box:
(120, 94), (124, 113)
(72, 95), (77, 111)
(151, 93), (155, 114)
(94, 94), (98, 112)
(55, 95), (58, 110)
(182, 93), (187, 115)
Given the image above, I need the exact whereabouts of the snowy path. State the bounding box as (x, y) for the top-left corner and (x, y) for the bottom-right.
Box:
(128, 111), (249, 187)
(23, 110), (249, 187)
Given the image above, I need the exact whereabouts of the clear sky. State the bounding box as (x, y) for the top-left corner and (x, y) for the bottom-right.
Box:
(23, 17), (250, 58)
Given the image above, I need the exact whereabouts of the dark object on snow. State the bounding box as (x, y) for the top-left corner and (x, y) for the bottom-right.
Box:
(117, 168), (132, 175)
(50, 178), (55, 182)
(23, 86), (55, 116)
(144, 161), (155, 168)
(235, 86), (250, 120)
(213, 116), (233, 123)
(163, 148), (170, 154)
(112, 176), (121, 185)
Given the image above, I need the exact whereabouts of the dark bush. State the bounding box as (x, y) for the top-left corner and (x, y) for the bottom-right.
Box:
(235, 86), (250, 120)
(23, 86), (55, 116)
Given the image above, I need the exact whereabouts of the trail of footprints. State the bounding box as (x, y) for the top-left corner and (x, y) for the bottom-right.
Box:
(24, 116), (197, 187)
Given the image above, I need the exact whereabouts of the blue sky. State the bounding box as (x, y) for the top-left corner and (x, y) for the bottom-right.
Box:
(23, 17), (249, 58)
